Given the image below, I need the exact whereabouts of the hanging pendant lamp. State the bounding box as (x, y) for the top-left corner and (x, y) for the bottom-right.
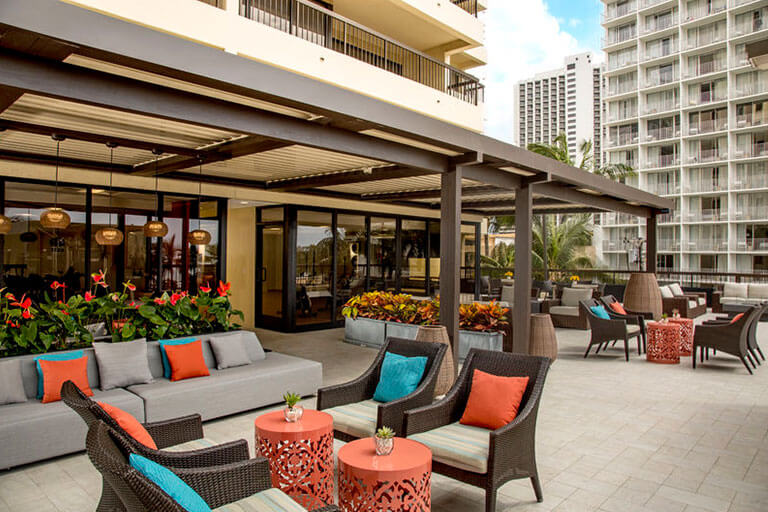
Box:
(95, 143), (124, 245)
(187, 156), (211, 245)
(41, 135), (72, 229)
(144, 149), (169, 237)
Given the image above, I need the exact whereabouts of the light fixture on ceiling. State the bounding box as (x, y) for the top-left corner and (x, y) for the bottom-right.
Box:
(95, 142), (124, 246)
(187, 156), (212, 246)
(143, 149), (169, 238)
(40, 135), (72, 229)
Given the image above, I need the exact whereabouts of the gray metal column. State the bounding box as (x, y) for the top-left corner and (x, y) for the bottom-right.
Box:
(646, 213), (657, 274)
(541, 213), (548, 281)
(513, 184), (533, 353)
(440, 165), (462, 371)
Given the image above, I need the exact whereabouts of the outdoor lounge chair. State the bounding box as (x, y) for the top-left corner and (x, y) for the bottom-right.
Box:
(61, 381), (249, 512)
(403, 349), (550, 512)
(599, 295), (649, 351)
(659, 283), (707, 318)
(85, 420), (339, 512)
(317, 337), (446, 439)
(580, 299), (644, 361)
(700, 302), (766, 371)
(693, 305), (763, 375)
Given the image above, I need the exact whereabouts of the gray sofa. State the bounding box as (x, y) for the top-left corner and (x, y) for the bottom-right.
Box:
(0, 331), (322, 469)
(713, 283), (768, 312)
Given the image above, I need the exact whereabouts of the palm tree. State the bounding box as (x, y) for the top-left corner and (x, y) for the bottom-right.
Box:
(526, 133), (636, 181)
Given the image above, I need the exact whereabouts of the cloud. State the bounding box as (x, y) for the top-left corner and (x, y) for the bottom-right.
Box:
(569, 18), (583, 27)
(478, 1), (599, 144)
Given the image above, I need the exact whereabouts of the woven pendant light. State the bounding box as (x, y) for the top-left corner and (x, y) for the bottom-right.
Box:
(186, 156), (211, 246)
(96, 143), (124, 246)
(144, 150), (169, 238)
(41, 135), (71, 230)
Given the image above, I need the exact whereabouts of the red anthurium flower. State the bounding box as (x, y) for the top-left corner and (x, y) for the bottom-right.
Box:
(191, 297), (197, 305)
(85, 292), (95, 302)
(51, 281), (66, 290)
(199, 284), (211, 294)
(11, 294), (31, 310)
(180, 291), (188, 297)
(6, 320), (19, 328)
(22, 310), (33, 320)
(5, 293), (16, 302)
(61, 310), (69, 316)
(154, 298), (166, 306)
(124, 282), (136, 292)
(99, 282), (109, 289)
(217, 281), (231, 297)
(170, 293), (181, 306)
(92, 270), (105, 283)
(111, 294), (120, 303)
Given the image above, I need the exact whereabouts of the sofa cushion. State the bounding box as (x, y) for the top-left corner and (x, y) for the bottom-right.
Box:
(409, 422), (490, 474)
(0, 360), (27, 406)
(216, 488), (308, 512)
(659, 286), (674, 299)
(687, 300), (697, 309)
(723, 283), (748, 299)
(590, 306), (611, 320)
(93, 339), (154, 391)
(720, 297), (744, 304)
(561, 287), (593, 307)
(40, 356), (93, 403)
(209, 332), (251, 370)
(697, 297), (706, 306)
(460, 370), (528, 430)
(158, 338), (199, 379)
(549, 306), (579, 317)
(165, 340), (210, 382)
(325, 399), (378, 439)
(669, 283), (684, 296)
(34, 351), (85, 399)
(0, 388), (144, 469)
(748, 284), (768, 300)
(500, 285), (514, 304)
(128, 352), (322, 422)
(97, 401), (157, 449)
(627, 324), (641, 335)
(373, 352), (427, 403)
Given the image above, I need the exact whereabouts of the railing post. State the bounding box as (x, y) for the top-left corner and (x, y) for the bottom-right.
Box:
(289, 0), (295, 35)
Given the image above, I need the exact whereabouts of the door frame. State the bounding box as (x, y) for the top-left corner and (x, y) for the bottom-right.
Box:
(255, 217), (288, 331)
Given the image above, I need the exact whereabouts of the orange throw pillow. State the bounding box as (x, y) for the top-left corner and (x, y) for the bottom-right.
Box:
(39, 357), (93, 404)
(460, 369), (529, 430)
(609, 302), (627, 315)
(97, 402), (157, 449)
(164, 340), (210, 382)
(730, 313), (744, 324)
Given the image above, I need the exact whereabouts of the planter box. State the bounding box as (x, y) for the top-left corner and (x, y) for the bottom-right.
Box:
(458, 330), (503, 361)
(344, 317), (387, 348)
(385, 322), (420, 340)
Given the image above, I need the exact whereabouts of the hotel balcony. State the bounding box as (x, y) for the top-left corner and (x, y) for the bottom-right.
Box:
(683, 239), (728, 251)
(683, 59), (727, 79)
(606, 56), (638, 72)
(642, 42), (679, 62)
(733, 142), (768, 159)
(731, 0), (766, 8)
(687, 118), (727, 136)
(645, 154), (680, 168)
(684, 180), (726, 193)
(686, 90), (727, 107)
(602, 1), (637, 24)
(684, 209), (728, 222)
(659, 210), (681, 223)
(658, 238), (681, 251)
(602, 240), (625, 252)
(732, 238), (768, 251)
(732, 18), (768, 38)
(644, 72), (679, 89)
(683, 3), (727, 24)
(603, 28), (638, 48)
(606, 133), (640, 148)
(684, 32), (726, 50)
(641, 14), (678, 36)
(606, 82), (638, 97)
(642, 99), (680, 115)
(647, 181), (680, 195)
(646, 126), (680, 142)
(733, 166), (768, 189)
(734, 80), (768, 99)
(687, 148), (728, 164)
(606, 109), (639, 123)
(733, 206), (768, 220)
(603, 212), (640, 225)
(639, 0), (676, 9)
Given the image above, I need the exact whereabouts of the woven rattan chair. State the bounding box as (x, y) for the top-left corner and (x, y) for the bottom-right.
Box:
(696, 304), (764, 374)
(317, 337), (446, 439)
(403, 349), (550, 512)
(599, 295), (649, 351)
(85, 421), (338, 512)
(706, 302), (766, 364)
(580, 299), (643, 361)
(62, 381), (249, 512)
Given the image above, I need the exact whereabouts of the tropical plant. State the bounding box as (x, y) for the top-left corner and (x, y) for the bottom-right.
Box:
(283, 392), (302, 409)
(458, 301), (509, 332)
(376, 426), (395, 439)
(527, 133), (635, 181)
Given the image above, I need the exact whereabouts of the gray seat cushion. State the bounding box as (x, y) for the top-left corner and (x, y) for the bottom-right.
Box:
(688, 300), (697, 309)
(128, 353), (322, 422)
(215, 488), (308, 511)
(409, 422), (490, 474)
(93, 338), (154, 390)
(325, 399), (379, 438)
(723, 282), (748, 299)
(549, 305), (579, 317)
(697, 297), (706, 306)
(0, 388), (144, 469)
(0, 360), (27, 406)
(627, 324), (641, 335)
(561, 287), (593, 307)
(748, 283), (768, 300)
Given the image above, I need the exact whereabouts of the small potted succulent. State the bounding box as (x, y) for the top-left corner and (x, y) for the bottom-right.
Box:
(375, 426), (395, 456)
(282, 392), (304, 422)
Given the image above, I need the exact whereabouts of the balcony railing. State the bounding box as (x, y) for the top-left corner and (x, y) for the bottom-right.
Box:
(646, 126), (680, 141)
(734, 80), (768, 98)
(733, 142), (768, 159)
(733, 168), (768, 189)
(684, 31), (726, 50)
(687, 118), (727, 135)
(733, 239), (768, 251)
(607, 109), (639, 122)
(684, 239), (728, 251)
(735, 114), (766, 128)
(685, 179), (725, 193)
(603, 1), (636, 22)
(684, 59), (727, 78)
(603, 212), (640, 225)
(607, 133), (640, 147)
(658, 238), (681, 250)
(659, 210), (681, 223)
(607, 56), (638, 71)
(687, 148), (728, 163)
(643, 99), (679, 115)
(602, 240), (624, 251)
(642, 42), (678, 62)
(642, 14), (678, 35)
(684, 4), (726, 23)
(731, 0), (763, 8)
(640, 0), (674, 8)
(606, 82), (638, 97)
(733, 206), (768, 220)
(645, 72), (678, 88)
(647, 181), (680, 195)
(451, 0), (478, 16)
(687, 90), (727, 106)
(685, 209), (727, 221)
(240, 0), (484, 105)
(732, 18), (766, 37)
(603, 28), (638, 46)
(646, 154), (679, 168)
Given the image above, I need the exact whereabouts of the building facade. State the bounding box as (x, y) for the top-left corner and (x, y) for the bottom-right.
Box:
(600, 0), (768, 274)
(515, 53), (603, 163)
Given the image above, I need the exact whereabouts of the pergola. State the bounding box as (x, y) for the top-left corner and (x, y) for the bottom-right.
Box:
(0, 0), (672, 360)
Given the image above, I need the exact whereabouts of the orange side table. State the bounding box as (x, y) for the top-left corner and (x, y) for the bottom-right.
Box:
(668, 317), (694, 356)
(338, 437), (431, 512)
(254, 410), (334, 509)
(646, 321), (682, 364)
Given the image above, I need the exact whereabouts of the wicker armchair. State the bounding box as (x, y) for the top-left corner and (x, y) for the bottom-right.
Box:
(661, 285), (707, 318)
(702, 302), (767, 369)
(62, 381), (249, 512)
(693, 305), (762, 375)
(85, 421), (338, 512)
(317, 337), (446, 439)
(403, 349), (550, 512)
(599, 295), (649, 351)
(580, 299), (643, 361)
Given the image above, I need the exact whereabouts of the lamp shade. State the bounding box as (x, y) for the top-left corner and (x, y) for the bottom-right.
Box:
(95, 227), (124, 246)
(187, 229), (211, 245)
(0, 215), (11, 235)
(143, 220), (168, 238)
(40, 207), (71, 229)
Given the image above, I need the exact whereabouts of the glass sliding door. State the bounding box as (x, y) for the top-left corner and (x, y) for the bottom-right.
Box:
(370, 217), (397, 292)
(336, 214), (366, 321)
(256, 222), (284, 329)
(296, 211), (333, 326)
(400, 220), (427, 295)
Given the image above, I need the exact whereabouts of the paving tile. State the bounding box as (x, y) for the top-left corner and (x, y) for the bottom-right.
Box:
(654, 485), (731, 512)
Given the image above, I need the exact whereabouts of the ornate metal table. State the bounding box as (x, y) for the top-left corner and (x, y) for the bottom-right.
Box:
(254, 409), (334, 509)
(338, 437), (431, 512)
(668, 317), (694, 356)
(646, 321), (682, 364)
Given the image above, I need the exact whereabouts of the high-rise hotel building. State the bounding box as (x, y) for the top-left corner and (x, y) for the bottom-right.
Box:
(600, 0), (768, 274)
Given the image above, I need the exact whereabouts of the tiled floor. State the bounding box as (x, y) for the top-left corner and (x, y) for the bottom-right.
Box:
(1, 315), (767, 512)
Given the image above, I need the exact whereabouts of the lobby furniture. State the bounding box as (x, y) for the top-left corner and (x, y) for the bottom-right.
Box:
(599, 295), (650, 351)
(529, 313), (558, 361)
(646, 321), (681, 365)
(337, 437), (432, 512)
(254, 410), (335, 509)
(659, 283), (706, 318)
(85, 420), (339, 512)
(548, 287), (593, 329)
(668, 317), (694, 356)
(699, 304), (766, 373)
(713, 283), (768, 313)
(0, 331), (322, 469)
(317, 337), (446, 439)
(404, 350), (551, 512)
(580, 299), (643, 361)
(623, 272), (663, 320)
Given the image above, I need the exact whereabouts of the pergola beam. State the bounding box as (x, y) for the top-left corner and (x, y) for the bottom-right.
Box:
(266, 166), (433, 191)
(364, 185), (500, 202)
(0, 149), (132, 172)
(460, 198), (568, 210)
(533, 182), (653, 218)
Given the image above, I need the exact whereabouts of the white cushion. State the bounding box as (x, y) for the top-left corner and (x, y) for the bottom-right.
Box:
(549, 306), (579, 317)
(216, 488), (307, 511)
(561, 287), (593, 307)
(723, 283), (749, 299)
(627, 324), (641, 335)
(325, 399), (378, 438)
(748, 284), (768, 300)
(659, 286), (674, 299)
(500, 285), (514, 304)
(688, 300), (697, 309)
(697, 297), (706, 306)
(669, 283), (684, 296)
(721, 297), (744, 304)
(409, 422), (490, 474)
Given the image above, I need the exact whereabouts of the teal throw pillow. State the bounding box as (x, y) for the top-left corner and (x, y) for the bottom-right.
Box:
(34, 350), (85, 399)
(129, 454), (211, 512)
(158, 338), (198, 378)
(373, 351), (428, 403)
(590, 305), (611, 320)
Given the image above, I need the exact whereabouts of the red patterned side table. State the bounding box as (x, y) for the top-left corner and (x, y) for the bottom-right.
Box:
(254, 410), (334, 509)
(668, 317), (694, 356)
(338, 437), (431, 512)
(646, 321), (682, 364)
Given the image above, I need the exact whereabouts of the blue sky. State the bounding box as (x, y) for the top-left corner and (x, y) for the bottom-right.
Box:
(479, 0), (604, 143)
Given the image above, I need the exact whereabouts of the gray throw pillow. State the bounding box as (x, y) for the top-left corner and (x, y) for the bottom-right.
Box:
(209, 333), (251, 370)
(0, 359), (28, 405)
(93, 339), (154, 390)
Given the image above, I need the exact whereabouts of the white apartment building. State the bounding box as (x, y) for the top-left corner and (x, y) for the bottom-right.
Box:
(515, 53), (603, 163)
(600, 0), (768, 274)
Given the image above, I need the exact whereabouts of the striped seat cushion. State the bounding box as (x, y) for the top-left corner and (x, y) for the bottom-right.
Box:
(164, 438), (219, 452)
(216, 488), (307, 511)
(325, 399), (379, 438)
(409, 422), (490, 474)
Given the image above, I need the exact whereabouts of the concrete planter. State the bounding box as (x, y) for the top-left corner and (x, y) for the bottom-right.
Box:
(458, 330), (503, 361)
(385, 322), (420, 340)
(344, 317), (387, 348)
